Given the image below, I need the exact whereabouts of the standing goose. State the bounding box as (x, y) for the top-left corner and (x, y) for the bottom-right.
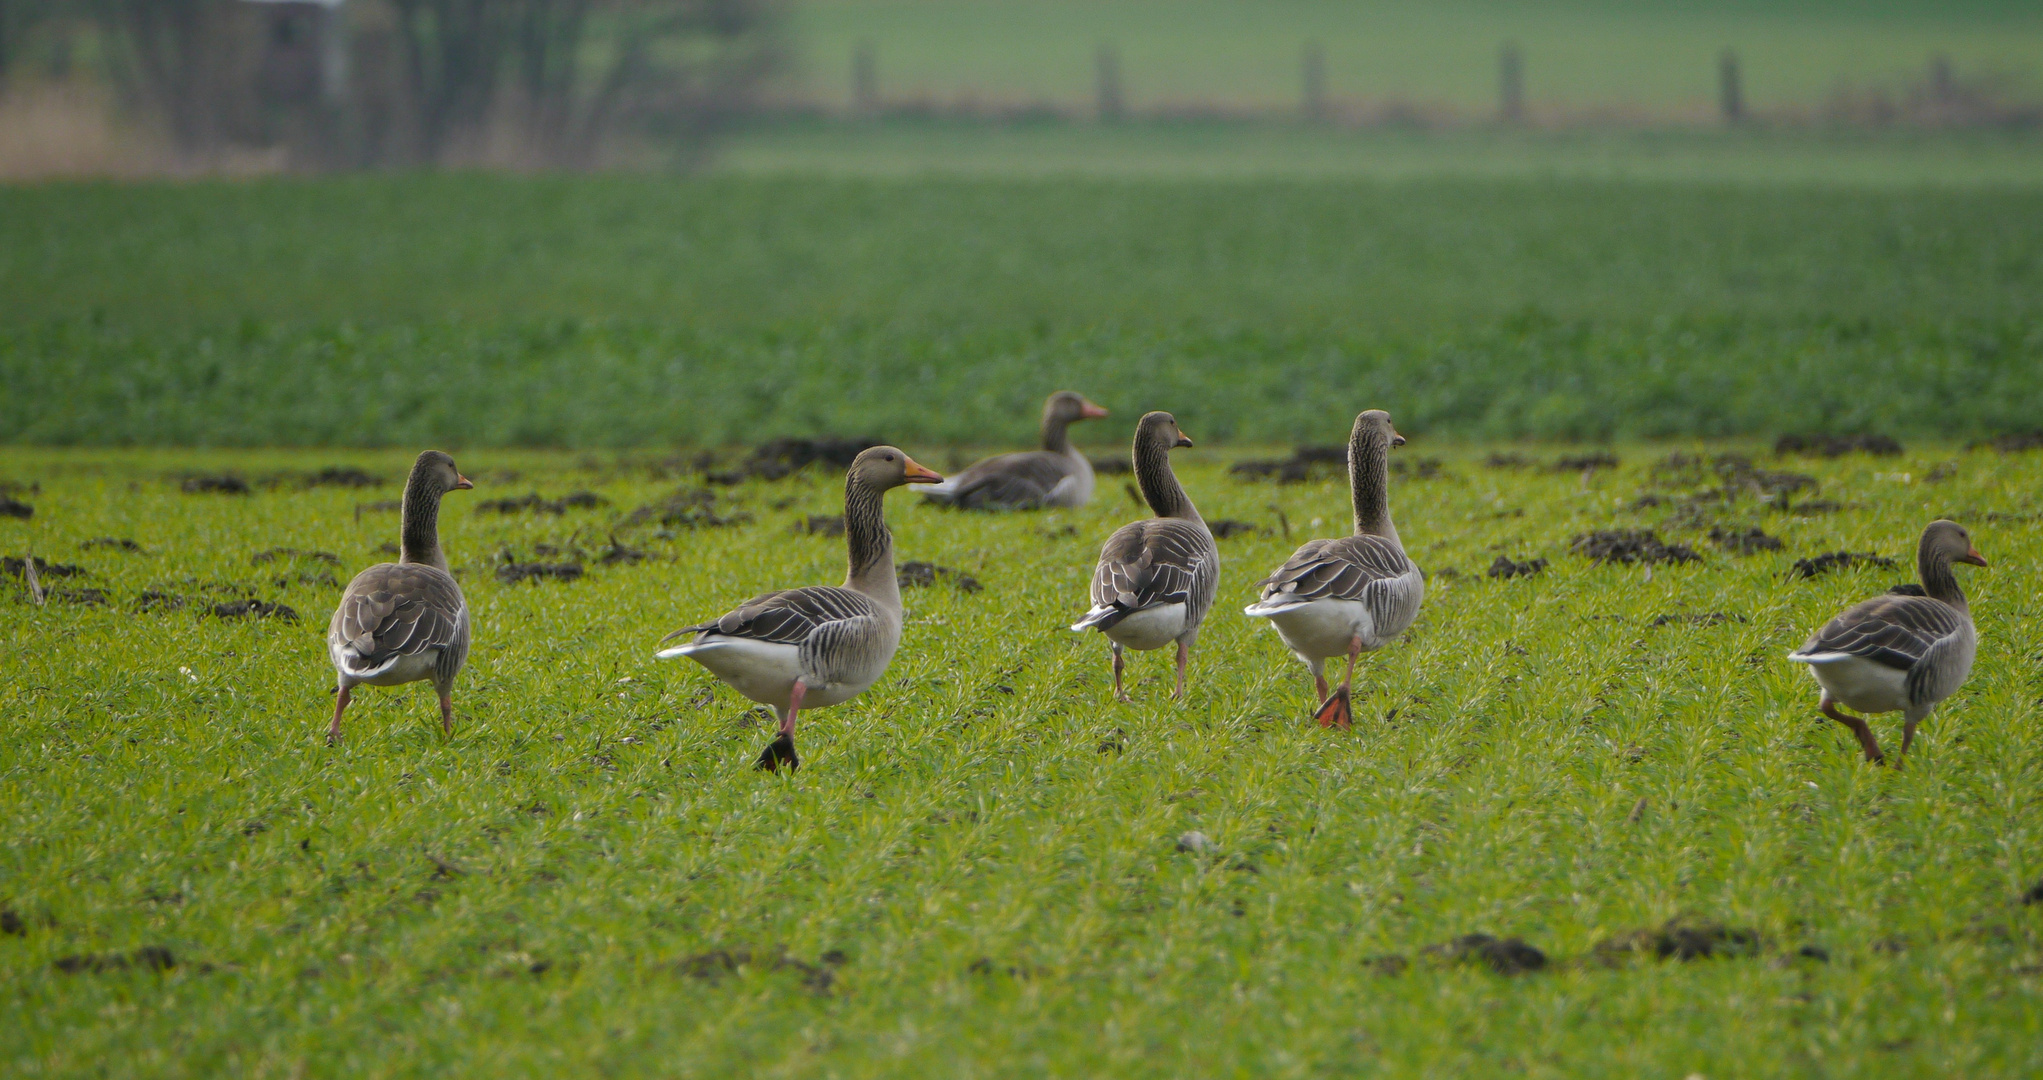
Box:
(1244, 411), (1423, 730)
(326, 450), (474, 743)
(1786, 519), (1987, 764)
(658, 446), (943, 771)
(920, 391), (1109, 510)
(1070, 412), (1218, 701)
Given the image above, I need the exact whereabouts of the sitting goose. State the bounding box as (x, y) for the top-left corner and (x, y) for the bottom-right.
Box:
(920, 391), (1109, 510)
(1787, 519), (1987, 764)
(1243, 410), (1424, 730)
(658, 446), (942, 771)
(1070, 412), (1218, 701)
(326, 450), (474, 742)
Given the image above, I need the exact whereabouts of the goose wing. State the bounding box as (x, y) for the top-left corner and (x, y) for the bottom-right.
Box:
(1792, 594), (1966, 670)
(1253, 535), (1414, 605)
(1080, 518), (1216, 629)
(327, 563), (467, 677)
(665, 585), (884, 646)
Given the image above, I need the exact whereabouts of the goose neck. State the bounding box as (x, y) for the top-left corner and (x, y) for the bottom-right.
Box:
(1349, 430), (1399, 546)
(1918, 547), (1967, 611)
(1134, 435), (1197, 521)
(399, 476), (449, 572)
(843, 478), (902, 608)
(1041, 413), (1074, 454)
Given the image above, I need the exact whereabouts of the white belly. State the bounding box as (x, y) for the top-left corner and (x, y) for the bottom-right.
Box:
(344, 650), (441, 689)
(1802, 655), (1910, 715)
(1256, 599), (1379, 661)
(661, 635), (873, 710)
(1104, 604), (1186, 651)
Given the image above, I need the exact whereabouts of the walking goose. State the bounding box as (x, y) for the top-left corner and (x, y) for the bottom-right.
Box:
(1244, 410), (1423, 729)
(1070, 412), (1218, 701)
(920, 391), (1109, 510)
(326, 450), (474, 742)
(1787, 519), (1987, 764)
(657, 446), (942, 771)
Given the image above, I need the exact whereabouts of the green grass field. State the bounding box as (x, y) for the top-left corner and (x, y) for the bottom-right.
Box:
(778, 0), (2043, 116)
(3, 441), (2041, 1076)
(3, 173), (2042, 447)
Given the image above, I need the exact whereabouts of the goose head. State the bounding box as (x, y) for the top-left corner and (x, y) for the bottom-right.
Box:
(1046, 391), (1111, 425)
(410, 450), (474, 495)
(1353, 409), (1405, 449)
(1922, 519), (1987, 568)
(1136, 411), (1194, 450)
(849, 446), (943, 491)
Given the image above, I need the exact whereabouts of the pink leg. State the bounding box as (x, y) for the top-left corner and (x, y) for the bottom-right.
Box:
(1314, 636), (1362, 731)
(328, 685), (352, 745)
(757, 680), (804, 772)
(1313, 671), (1330, 704)
(1112, 644), (1127, 702)
(1819, 694), (1884, 765)
(439, 688), (454, 737)
(1172, 640), (1189, 701)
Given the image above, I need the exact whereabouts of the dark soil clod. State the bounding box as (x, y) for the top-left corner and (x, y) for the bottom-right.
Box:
(1553, 452), (1620, 472)
(1797, 945), (1832, 962)
(1709, 526), (1783, 554)
(1208, 520), (1262, 540)
(495, 554), (584, 585)
(0, 908), (24, 935)
(303, 467), (385, 488)
(1230, 445), (1345, 483)
(1986, 431), (2043, 453)
(83, 537), (142, 552)
(1571, 530), (1702, 566)
(0, 497), (31, 519)
(708, 436), (889, 483)
(1775, 433), (1904, 458)
(4, 557), (86, 579)
(1422, 934), (1547, 975)
(181, 475), (250, 495)
(1789, 551), (1897, 580)
(1362, 953), (1410, 977)
(212, 599), (299, 621)
(49, 588), (109, 606)
(1593, 917), (1760, 963)
(475, 491), (608, 515)
(1484, 452), (1534, 470)
(625, 488), (750, 529)
(799, 515), (845, 537)
(898, 561), (982, 593)
(54, 946), (176, 974)
(676, 948), (751, 981)
(2021, 879), (2043, 905)
(1487, 555), (1548, 580)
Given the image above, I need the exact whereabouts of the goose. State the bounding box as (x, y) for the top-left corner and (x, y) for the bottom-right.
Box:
(657, 446), (942, 771)
(1244, 410), (1423, 729)
(326, 450), (474, 742)
(920, 391), (1109, 510)
(1787, 519), (1987, 764)
(1070, 412), (1218, 701)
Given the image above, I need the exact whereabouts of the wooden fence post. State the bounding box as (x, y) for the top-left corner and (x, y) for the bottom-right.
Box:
(1498, 42), (1524, 123)
(1719, 49), (1743, 124)
(1096, 44), (1124, 121)
(1302, 42), (1326, 122)
(852, 40), (877, 117)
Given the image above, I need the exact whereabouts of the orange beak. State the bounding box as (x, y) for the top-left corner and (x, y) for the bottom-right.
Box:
(1960, 547), (1988, 567)
(454, 474), (474, 490)
(902, 457), (943, 484)
(1391, 433), (1407, 447)
(1079, 400), (1110, 419)
(1174, 433), (1194, 448)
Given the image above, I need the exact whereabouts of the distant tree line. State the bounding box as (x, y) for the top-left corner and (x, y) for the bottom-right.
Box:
(0, 0), (779, 169)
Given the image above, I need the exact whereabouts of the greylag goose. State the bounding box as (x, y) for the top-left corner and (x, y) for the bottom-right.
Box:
(920, 391), (1109, 510)
(326, 450), (474, 742)
(1070, 412), (1218, 701)
(657, 446), (942, 771)
(1244, 411), (1423, 729)
(1787, 519), (1987, 764)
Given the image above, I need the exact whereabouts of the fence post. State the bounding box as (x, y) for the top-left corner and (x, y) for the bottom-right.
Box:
(1096, 44), (1124, 121)
(1498, 42), (1524, 123)
(1718, 49), (1743, 124)
(1302, 42), (1326, 122)
(852, 40), (878, 117)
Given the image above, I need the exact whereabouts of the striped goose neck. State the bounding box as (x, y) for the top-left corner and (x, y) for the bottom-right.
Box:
(399, 468), (449, 572)
(1041, 412), (1075, 454)
(842, 476), (901, 607)
(1918, 545), (1967, 611)
(1349, 425), (1399, 546)
(1134, 433), (1197, 521)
